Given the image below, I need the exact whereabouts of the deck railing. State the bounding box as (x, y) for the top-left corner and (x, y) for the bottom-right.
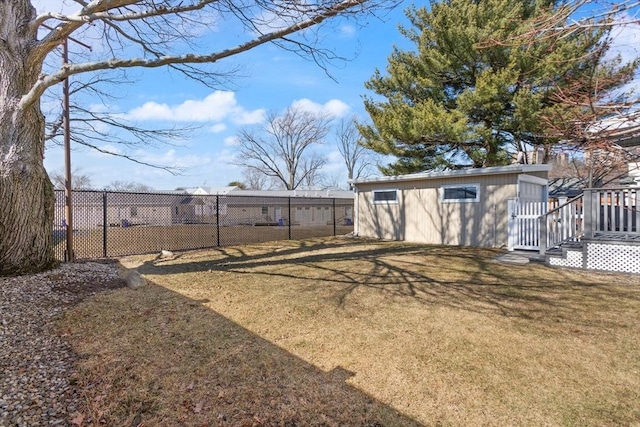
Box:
(540, 187), (640, 255)
(539, 194), (584, 256)
(583, 187), (639, 237)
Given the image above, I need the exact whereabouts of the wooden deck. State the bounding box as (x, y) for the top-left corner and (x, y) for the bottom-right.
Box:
(542, 187), (640, 274)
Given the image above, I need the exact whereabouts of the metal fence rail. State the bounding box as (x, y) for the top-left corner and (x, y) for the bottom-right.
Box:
(53, 190), (354, 260)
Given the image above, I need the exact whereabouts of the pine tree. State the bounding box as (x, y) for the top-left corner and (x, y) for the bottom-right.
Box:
(360, 0), (635, 174)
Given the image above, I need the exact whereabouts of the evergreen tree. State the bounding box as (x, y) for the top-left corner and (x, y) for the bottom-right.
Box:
(360, 0), (635, 174)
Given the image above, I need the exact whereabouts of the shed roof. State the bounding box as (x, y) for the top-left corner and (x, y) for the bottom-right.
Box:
(352, 164), (552, 186)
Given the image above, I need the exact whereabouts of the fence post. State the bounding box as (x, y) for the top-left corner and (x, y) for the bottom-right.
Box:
(216, 194), (220, 247)
(288, 197), (292, 240)
(539, 210), (547, 256)
(583, 188), (594, 238)
(103, 191), (108, 258)
(333, 198), (336, 236)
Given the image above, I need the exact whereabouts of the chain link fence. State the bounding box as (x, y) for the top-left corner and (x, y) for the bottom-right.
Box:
(53, 190), (354, 260)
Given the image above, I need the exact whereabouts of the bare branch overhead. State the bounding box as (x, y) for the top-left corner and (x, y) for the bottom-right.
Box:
(22, 0), (396, 108)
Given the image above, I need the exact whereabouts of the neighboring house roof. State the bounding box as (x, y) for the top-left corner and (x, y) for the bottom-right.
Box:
(186, 186), (237, 195)
(179, 196), (206, 205)
(587, 113), (640, 148)
(185, 187), (354, 199)
(230, 189), (354, 199)
(548, 177), (586, 198)
(352, 164), (552, 186)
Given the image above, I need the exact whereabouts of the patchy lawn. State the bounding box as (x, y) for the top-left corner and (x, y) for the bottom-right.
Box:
(58, 237), (640, 426)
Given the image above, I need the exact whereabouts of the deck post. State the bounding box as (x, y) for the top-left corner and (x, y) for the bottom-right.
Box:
(583, 189), (595, 238)
(539, 213), (547, 256)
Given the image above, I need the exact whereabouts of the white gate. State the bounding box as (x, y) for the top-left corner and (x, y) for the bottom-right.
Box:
(508, 199), (547, 250)
(507, 174), (549, 251)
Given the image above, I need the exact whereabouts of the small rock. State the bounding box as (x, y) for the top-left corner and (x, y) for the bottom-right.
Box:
(118, 268), (147, 290)
(160, 250), (174, 259)
(0, 261), (123, 427)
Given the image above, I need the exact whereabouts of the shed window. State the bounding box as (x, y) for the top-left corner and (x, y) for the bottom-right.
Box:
(130, 207), (138, 217)
(261, 206), (268, 215)
(373, 190), (398, 204)
(440, 184), (480, 203)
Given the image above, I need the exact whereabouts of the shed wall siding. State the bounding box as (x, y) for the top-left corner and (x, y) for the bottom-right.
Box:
(357, 174), (519, 247)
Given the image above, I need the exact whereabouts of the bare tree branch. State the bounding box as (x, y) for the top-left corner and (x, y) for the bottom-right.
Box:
(335, 116), (376, 182)
(234, 107), (330, 190)
(22, 0), (395, 109)
(50, 167), (93, 189)
(42, 69), (198, 171)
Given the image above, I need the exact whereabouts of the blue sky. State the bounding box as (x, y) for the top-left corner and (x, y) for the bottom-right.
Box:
(37, 1), (640, 191)
(39, 1), (413, 190)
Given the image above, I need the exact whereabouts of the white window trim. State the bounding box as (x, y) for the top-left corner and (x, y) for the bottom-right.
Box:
(372, 189), (399, 204)
(439, 183), (480, 203)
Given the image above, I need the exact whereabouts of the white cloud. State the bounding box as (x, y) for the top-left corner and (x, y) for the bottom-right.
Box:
(137, 149), (213, 170)
(327, 149), (344, 163)
(88, 103), (112, 114)
(126, 91), (266, 124)
(339, 24), (356, 37)
(209, 123), (227, 133)
(235, 109), (267, 125)
(291, 98), (350, 118)
(224, 136), (240, 147)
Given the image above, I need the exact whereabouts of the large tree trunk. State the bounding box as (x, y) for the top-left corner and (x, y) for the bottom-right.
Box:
(0, 2), (56, 275)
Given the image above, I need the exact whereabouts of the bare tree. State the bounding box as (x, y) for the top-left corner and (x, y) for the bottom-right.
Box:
(479, 2), (640, 181)
(300, 153), (327, 188)
(241, 168), (271, 190)
(106, 181), (155, 192)
(320, 173), (348, 189)
(535, 35), (640, 184)
(44, 70), (197, 173)
(234, 107), (330, 190)
(527, 0), (640, 31)
(0, 0), (397, 275)
(335, 117), (375, 183)
(556, 147), (640, 187)
(50, 168), (93, 190)
(227, 180), (247, 190)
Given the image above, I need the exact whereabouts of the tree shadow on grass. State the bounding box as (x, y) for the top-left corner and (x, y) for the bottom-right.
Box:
(62, 281), (423, 426)
(129, 238), (640, 332)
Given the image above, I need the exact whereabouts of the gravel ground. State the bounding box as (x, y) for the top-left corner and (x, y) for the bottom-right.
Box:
(0, 261), (125, 427)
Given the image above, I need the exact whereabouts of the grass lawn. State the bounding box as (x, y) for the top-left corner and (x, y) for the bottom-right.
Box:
(58, 237), (640, 426)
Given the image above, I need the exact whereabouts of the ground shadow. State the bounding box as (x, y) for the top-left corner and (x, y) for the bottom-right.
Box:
(129, 237), (640, 331)
(64, 279), (423, 426)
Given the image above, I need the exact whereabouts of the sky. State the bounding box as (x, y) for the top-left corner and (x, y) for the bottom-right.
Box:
(36, 1), (640, 191)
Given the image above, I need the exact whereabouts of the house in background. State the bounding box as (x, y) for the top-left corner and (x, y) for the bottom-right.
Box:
(185, 187), (354, 226)
(56, 187), (355, 229)
(55, 191), (200, 228)
(352, 164), (551, 249)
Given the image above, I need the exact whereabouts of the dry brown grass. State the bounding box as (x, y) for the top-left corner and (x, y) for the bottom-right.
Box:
(58, 237), (640, 426)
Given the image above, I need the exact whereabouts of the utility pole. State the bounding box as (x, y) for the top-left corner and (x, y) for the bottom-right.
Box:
(58, 32), (91, 262)
(62, 37), (73, 261)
